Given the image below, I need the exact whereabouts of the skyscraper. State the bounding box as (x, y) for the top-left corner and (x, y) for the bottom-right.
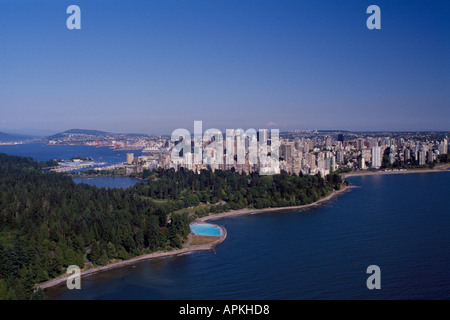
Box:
(325, 136), (332, 149)
(359, 157), (366, 169)
(418, 151), (426, 165)
(439, 139), (448, 155)
(372, 146), (382, 169)
(126, 153), (134, 165)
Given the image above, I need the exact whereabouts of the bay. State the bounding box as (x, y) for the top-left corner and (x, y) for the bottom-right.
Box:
(2, 143), (449, 299)
(45, 171), (450, 300)
(0, 142), (143, 168)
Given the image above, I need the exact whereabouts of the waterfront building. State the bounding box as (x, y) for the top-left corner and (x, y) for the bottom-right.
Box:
(362, 149), (372, 164)
(438, 139), (448, 155)
(306, 153), (316, 170)
(330, 156), (336, 171)
(359, 156), (366, 169)
(418, 151), (426, 165)
(404, 148), (411, 162)
(336, 150), (345, 164)
(126, 153), (134, 165)
(372, 146), (382, 169)
(427, 151), (434, 164)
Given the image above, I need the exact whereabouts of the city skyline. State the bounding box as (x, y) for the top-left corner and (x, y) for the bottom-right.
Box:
(1, 0), (449, 134)
(5, 126), (446, 178)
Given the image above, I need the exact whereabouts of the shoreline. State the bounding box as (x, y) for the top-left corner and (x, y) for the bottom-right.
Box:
(199, 185), (352, 222)
(341, 167), (449, 178)
(38, 186), (351, 292)
(38, 225), (227, 291)
(70, 174), (146, 180)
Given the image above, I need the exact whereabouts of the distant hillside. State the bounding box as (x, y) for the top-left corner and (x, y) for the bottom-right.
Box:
(47, 129), (112, 140)
(46, 129), (148, 140)
(67, 129), (112, 135)
(0, 129), (57, 138)
(0, 131), (35, 142)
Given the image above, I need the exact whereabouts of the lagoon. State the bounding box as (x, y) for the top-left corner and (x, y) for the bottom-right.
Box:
(73, 176), (144, 189)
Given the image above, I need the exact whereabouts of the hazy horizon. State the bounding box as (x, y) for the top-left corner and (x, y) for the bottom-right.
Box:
(1, 127), (450, 138)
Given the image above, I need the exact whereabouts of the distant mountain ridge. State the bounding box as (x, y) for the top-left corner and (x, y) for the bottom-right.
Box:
(46, 129), (148, 140)
(0, 131), (36, 142)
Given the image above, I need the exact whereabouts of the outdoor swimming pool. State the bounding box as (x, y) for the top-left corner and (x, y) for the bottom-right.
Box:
(190, 223), (221, 236)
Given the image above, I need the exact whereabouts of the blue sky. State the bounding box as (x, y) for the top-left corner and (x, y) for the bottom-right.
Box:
(0, 0), (448, 134)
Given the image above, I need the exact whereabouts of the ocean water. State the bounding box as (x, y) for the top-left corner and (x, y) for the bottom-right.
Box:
(0, 142), (143, 168)
(0, 142), (145, 189)
(45, 171), (450, 300)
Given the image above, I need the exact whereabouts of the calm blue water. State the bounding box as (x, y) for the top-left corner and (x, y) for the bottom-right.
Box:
(45, 171), (450, 300)
(0, 142), (143, 168)
(190, 224), (222, 236)
(0, 142), (145, 188)
(73, 177), (144, 189)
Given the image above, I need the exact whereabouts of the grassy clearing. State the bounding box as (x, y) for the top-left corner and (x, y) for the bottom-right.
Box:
(189, 235), (220, 246)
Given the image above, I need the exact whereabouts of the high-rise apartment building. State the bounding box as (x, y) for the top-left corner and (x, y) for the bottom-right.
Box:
(372, 146), (382, 169)
(438, 139), (448, 155)
(126, 153), (134, 165)
(418, 150), (426, 165)
(359, 157), (366, 169)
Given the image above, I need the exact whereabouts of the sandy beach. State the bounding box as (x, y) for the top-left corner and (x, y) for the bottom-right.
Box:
(199, 185), (352, 222)
(38, 225), (227, 291)
(37, 186), (350, 291)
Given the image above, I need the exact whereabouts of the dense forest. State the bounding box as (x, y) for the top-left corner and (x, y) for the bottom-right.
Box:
(0, 154), (190, 300)
(137, 167), (345, 216)
(0, 153), (344, 300)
